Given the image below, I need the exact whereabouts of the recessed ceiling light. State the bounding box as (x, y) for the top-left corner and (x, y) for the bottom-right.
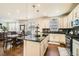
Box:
(16, 10), (20, 14)
(8, 12), (11, 15)
(37, 4), (40, 7)
(43, 13), (47, 16)
(27, 15), (31, 19)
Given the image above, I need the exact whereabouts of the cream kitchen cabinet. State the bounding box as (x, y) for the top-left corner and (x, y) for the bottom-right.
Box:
(23, 36), (49, 56)
(59, 16), (68, 28)
(59, 34), (65, 44)
(49, 34), (66, 44)
(63, 16), (68, 28)
(65, 4), (79, 28)
(40, 36), (48, 55)
(67, 6), (76, 28)
(49, 34), (59, 43)
(59, 16), (64, 28)
(73, 39), (79, 56)
(67, 13), (73, 28)
(67, 5), (79, 28)
(59, 11), (74, 28)
(74, 5), (79, 18)
(66, 9), (76, 28)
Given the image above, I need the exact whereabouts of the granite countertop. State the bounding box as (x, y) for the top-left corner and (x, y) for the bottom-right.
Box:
(66, 34), (79, 38)
(71, 35), (79, 41)
(49, 31), (65, 34)
(23, 35), (46, 42)
(43, 31), (65, 34)
(66, 34), (79, 41)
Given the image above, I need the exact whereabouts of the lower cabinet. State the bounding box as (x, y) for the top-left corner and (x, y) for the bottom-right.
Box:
(23, 36), (48, 56)
(49, 34), (66, 44)
(73, 39), (79, 56)
(40, 36), (48, 55)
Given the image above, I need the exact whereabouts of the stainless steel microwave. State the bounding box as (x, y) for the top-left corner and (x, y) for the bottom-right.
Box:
(71, 18), (79, 27)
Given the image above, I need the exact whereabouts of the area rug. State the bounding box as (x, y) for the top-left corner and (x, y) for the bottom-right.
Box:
(58, 47), (69, 56)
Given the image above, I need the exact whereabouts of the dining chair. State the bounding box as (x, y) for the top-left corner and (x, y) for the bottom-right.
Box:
(3, 32), (13, 53)
(15, 36), (23, 47)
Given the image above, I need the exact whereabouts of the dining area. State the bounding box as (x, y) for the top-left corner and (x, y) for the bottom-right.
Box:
(0, 25), (24, 56)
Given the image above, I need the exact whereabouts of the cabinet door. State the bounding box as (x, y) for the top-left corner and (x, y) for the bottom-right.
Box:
(67, 13), (73, 28)
(73, 42), (78, 56)
(40, 36), (48, 56)
(67, 8), (77, 28)
(49, 34), (65, 44)
(44, 36), (48, 51)
(64, 16), (68, 28)
(75, 5), (79, 18)
(59, 17), (64, 28)
(24, 41), (40, 56)
(59, 17), (62, 28)
(73, 39), (79, 56)
(49, 34), (54, 42)
(59, 16), (68, 28)
(54, 35), (60, 42)
(40, 41), (44, 56)
(76, 48), (79, 56)
(49, 34), (53, 41)
(49, 34), (60, 43)
(59, 34), (65, 44)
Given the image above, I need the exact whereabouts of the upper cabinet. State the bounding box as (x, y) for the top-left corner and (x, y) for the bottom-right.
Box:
(64, 16), (69, 28)
(67, 4), (79, 28)
(59, 4), (79, 28)
(67, 11), (73, 28)
(59, 16), (68, 28)
(74, 5), (79, 18)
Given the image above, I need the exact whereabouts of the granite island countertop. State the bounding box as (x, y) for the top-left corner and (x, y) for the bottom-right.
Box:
(19, 35), (46, 42)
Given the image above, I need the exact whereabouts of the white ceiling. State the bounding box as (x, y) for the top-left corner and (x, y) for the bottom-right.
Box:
(0, 3), (78, 20)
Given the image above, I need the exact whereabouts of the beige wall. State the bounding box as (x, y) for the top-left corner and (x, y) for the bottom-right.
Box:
(18, 18), (50, 32)
(35, 17), (51, 32)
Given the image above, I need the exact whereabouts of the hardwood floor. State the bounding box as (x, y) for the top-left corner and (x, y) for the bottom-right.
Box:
(0, 41), (23, 56)
(3, 45), (23, 56)
(45, 44), (60, 56)
(44, 44), (65, 56)
(0, 41), (65, 56)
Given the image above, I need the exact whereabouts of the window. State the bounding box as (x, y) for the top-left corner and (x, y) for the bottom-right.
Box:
(49, 18), (59, 31)
(8, 22), (19, 31)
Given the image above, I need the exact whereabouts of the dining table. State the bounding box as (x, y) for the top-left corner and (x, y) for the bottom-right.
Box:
(7, 34), (19, 38)
(7, 34), (19, 49)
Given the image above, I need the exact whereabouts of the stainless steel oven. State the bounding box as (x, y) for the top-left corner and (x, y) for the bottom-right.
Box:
(66, 35), (73, 56)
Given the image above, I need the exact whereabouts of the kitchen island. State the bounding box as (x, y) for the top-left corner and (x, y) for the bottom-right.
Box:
(23, 35), (49, 56)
